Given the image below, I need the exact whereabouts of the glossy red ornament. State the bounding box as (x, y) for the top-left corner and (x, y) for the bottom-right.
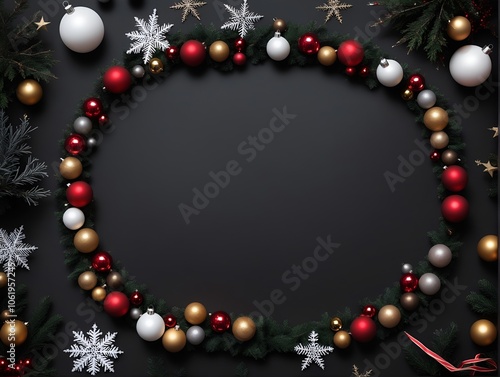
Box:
(92, 251), (113, 272)
(350, 316), (377, 342)
(103, 291), (130, 317)
(163, 314), (177, 328)
(103, 66), (131, 94)
(233, 52), (247, 66)
(400, 272), (419, 292)
(362, 304), (377, 318)
(82, 98), (103, 119)
(210, 311), (231, 333)
(129, 290), (144, 305)
(442, 165), (467, 192)
(65, 134), (86, 156)
(430, 150), (441, 162)
(165, 45), (179, 60)
(408, 74), (425, 92)
(180, 40), (206, 67)
(66, 181), (93, 207)
(297, 33), (320, 55)
(441, 194), (469, 222)
(359, 66), (369, 77)
(98, 114), (109, 127)
(234, 37), (246, 52)
(337, 40), (364, 66)
(345, 67), (356, 76)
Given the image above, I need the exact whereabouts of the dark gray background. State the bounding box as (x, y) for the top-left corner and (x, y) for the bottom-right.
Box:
(1, 0), (498, 376)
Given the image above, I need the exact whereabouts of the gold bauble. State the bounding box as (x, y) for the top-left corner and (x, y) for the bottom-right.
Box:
(400, 292), (420, 311)
(209, 41), (230, 63)
(423, 107), (448, 131)
(73, 228), (99, 253)
(0, 310), (11, 322)
(329, 316), (343, 331)
(273, 18), (287, 32)
(378, 305), (401, 328)
(0, 272), (6, 288)
(16, 79), (43, 105)
(0, 320), (28, 346)
(184, 302), (207, 325)
(232, 316), (256, 342)
(477, 235), (498, 262)
(78, 271), (98, 290)
(317, 46), (337, 66)
(470, 319), (497, 346)
(333, 330), (351, 349)
(91, 286), (107, 301)
(59, 157), (83, 180)
(447, 16), (471, 41)
(430, 131), (449, 149)
(162, 327), (186, 352)
(149, 58), (164, 74)
(106, 271), (123, 289)
(401, 88), (414, 101)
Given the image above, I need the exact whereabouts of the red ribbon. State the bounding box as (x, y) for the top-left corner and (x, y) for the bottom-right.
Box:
(405, 331), (497, 374)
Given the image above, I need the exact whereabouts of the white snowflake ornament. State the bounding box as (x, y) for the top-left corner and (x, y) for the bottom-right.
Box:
(64, 323), (124, 376)
(220, 0), (263, 38)
(125, 9), (173, 64)
(294, 331), (333, 371)
(0, 226), (37, 274)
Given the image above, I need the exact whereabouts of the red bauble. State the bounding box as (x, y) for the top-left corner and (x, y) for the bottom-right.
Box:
(350, 316), (377, 343)
(82, 98), (103, 119)
(400, 273), (419, 292)
(92, 251), (113, 272)
(163, 314), (177, 328)
(180, 40), (206, 67)
(103, 291), (130, 317)
(234, 37), (246, 52)
(65, 134), (86, 156)
(297, 33), (320, 55)
(103, 66), (131, 94)
(430, 150), (441, 162)
(232, 52), (247, 66)
(98, 114), (110, 127)
(210, 311), (231, 333)
(129, 290), (144, 305)
(337, 40), (364, 66)
(441, 194), (469, 222)
(408, 74), (425, 92)
(345, 67), (356, 76)
(442, 166), (467, 192)
(362, 304), (377, 318)
(359, 66), (369, 77)
(165, 45), (179, 60)
(66, 181), (93, 207)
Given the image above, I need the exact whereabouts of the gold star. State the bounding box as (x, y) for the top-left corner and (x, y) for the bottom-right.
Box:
(35, 16), (50, 31)
(488, 126), (498, 138)
(170, 0), (206, 22)
(316, 0), (353, 24)
(476, 160), (498, 178)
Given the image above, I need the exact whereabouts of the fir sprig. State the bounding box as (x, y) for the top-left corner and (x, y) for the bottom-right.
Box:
(466, 279), (498, 316)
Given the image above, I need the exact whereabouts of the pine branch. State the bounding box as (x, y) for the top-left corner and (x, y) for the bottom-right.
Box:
(466, 279), (498, 316)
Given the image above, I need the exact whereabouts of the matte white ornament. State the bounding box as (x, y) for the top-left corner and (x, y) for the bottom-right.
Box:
(449, 45), (493, 87)
(62, 207), (85, 230)
(136, 307), (165, 341)
(59, 2), (105, 53)
(266, 31), (290, 61)
(376, 58), (403, 87)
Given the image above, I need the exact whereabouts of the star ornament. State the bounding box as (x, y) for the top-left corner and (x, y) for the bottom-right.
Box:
(171, 0), (206, 22)
(476, 160), (498, 178)
(316, 0), (353, 24)
(34, 16), (50, 31)
(221, 0), (263, 38)
(488, 126), (498, 138)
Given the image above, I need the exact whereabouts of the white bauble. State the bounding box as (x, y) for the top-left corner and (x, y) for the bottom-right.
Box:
(266, 32), (290, 62)
(62, 207), (85, 230)
(59, 2), (105, 53)
(136, 309), (165, 341)
(376, 59), (403, 87)
(449, 45), (493, 87)
(418, 273), (441, 295)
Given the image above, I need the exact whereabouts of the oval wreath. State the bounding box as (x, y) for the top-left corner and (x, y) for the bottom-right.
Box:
(56, 8), (496, 376)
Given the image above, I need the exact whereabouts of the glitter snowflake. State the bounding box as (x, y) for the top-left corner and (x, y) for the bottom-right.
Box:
(171, 0), (206, 22)
(220, 0), (263, 38)
(64, 323), (124, 376)
(294, 331), (334, 371)
(125, 9), (173, 64)
(0, 226), (37, 274)
(316, 0), (353, 24)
